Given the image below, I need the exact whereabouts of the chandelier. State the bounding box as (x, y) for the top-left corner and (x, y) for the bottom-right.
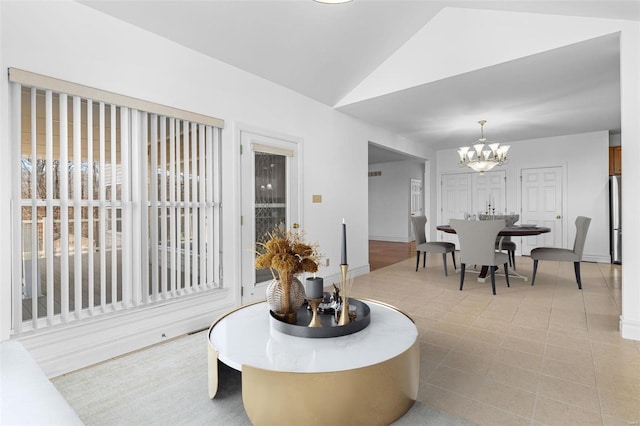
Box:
(458, 120), (510, 173)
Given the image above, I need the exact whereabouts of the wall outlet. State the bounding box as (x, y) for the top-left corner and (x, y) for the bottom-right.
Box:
(312, 194), (322, 203)
(325, 258), (330, 267)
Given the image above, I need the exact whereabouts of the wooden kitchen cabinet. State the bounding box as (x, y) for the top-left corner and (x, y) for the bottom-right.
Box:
(609, 146), (621, 175)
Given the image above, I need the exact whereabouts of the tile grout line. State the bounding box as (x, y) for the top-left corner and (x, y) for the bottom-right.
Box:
(585, 278), (607, 426)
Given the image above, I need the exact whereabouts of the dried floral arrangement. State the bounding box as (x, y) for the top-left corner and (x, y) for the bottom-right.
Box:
(255, 229), (322, 277)
(255, 228), (322, 316)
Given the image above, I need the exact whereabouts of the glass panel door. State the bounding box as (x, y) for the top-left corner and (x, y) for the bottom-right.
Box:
(240, 130), (300, 304)
(254, 152), (287, 284)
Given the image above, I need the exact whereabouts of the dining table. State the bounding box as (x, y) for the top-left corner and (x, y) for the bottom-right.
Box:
(436, 224), (551, 282)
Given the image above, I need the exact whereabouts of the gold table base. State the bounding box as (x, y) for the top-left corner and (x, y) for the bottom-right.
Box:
(208, 341), (419, 425)
(241, 341), (419, 425)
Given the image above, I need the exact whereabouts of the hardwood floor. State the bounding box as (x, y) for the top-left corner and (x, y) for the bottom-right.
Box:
(369, 240), (416, 271)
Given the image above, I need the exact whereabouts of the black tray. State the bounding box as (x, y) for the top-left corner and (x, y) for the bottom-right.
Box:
(269, 298), (371, 338)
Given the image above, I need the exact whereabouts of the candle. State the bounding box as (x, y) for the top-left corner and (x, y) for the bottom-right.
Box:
(305, 276), (324, 299)
(341, 219), (347, 265)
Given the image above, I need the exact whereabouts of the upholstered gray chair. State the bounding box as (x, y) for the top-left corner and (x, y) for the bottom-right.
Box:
(410, 215), (456, 276)
(499, 239), (517, 269)
(450, 219), (510, 295)
(531, 216), (591, 289)
(479, 214), (519, 269)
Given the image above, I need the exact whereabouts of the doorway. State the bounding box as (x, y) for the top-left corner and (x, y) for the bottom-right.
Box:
(519, 166), (566, 254)
(240, 129), (301, 304)
(410, 178), (423, 216)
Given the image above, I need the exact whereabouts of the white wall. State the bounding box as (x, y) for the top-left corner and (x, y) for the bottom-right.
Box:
(436, 131), (610, 262)
(0, 0), (428, 372)
(368, 160), (424, 242)
(618, 23), (640, 341)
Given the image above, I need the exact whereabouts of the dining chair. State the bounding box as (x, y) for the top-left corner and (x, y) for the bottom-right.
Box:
(479, 214), (518, 270)
(530, 216), (591, 289)
(450, 219), (510, 295)
(410, 215), (456, 276)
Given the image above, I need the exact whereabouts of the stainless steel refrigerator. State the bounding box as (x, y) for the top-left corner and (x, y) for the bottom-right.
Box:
(610, 175), (622, 264)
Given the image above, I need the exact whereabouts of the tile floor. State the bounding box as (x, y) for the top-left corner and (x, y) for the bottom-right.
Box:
(350, 254), (639, 426)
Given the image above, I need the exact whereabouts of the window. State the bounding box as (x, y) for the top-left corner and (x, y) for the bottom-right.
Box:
(10, 69), (223, 333)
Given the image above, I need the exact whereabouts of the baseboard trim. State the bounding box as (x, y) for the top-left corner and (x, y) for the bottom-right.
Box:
(582, 254), (611, 263)
(16, 289), (235, 377)
(620, 315), (640, 341)
(369, 236), (412, 243)
(322, 264), (370, 288)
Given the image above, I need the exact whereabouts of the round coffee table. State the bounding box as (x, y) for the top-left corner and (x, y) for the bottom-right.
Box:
(208, 300), (419, 425)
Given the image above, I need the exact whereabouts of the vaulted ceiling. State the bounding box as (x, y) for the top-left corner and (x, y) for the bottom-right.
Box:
(81, 1), (638, 159)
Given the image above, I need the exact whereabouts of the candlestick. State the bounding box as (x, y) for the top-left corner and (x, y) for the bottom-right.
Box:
(305, 277), (324, 299)
(307, 298), (323, 328)
(338, 264), (350, 325)
(341, 219), (347, 265)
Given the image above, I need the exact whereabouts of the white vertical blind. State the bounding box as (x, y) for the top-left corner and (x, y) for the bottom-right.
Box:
(45, 91), (54, 324)
(191, 122), (198, 291)
(150, 114), (159, 301)
(213, 127), (221, 286)
(140, 112), (150, 303)
(160, 116), (168, 298)
(169, 118), (177, 296)
(206, 126), (215, 286)
(11, 73), (223, 333)
(73, 96), (82, 319)
(121, 107), (131, 309)
(183, 120), (191, 294)
(59, 93), (70, 323)
(130, 110), (141, 306)
(198, 124), (206, 288)
(175, 119), (182, 294)
(109, 104), (118, 310)
(11, 82), (22, 334)
(30, 88), (38, 327)
(87, 99), (95, 315)
(99, 102), (107, 314)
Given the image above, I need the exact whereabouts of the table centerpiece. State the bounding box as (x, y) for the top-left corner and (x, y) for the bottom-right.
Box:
(255, 227), (322, 324)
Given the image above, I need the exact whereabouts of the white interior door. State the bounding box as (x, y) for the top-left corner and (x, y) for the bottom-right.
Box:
(240, 130), (300, 304)
(410, 178), (423, 216)
(520, 166), (564, 254)
(473, 171), (506, 215)
(441, 173), (472, 245)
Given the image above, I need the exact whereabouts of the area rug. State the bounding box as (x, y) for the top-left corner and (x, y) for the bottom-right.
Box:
(53, 331), (471, 425)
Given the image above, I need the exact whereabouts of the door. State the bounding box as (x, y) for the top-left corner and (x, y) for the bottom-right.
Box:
(520, 167), (564, 255)
(410, 179), (423, 216)
(440, 173), (472, 245)
(240, 130), (300, 303)
(410, 178), (423, 238)
(473, 171), (506, 215)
